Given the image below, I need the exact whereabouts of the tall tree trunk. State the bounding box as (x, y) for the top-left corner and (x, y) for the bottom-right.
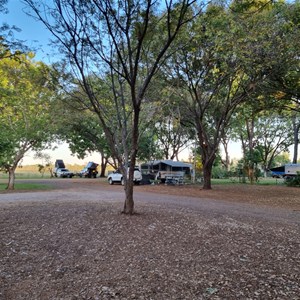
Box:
(221, 137), (230, 172)
(122, 107), (139, 214)
(123, 180), (134, 214)
(202, 160), (213, 189)
(100, 155), (107, 177)
(292, 117), (300, 164)
(248, 162), (255, 184)
(245, 117), (255, 184)
(6, 167), (16, 190)
(201, 149), (216, 190)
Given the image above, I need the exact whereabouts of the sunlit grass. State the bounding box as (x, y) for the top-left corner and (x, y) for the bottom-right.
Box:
(0, 172), (48, 180)
(0, 182), (53, 191)
(211, 177), (285, 186)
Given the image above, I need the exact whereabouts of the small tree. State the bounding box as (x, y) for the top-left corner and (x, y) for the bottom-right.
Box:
(0, 53), (57, 189)
(34, 153), (53, 177)
(25, 0), (200, 213)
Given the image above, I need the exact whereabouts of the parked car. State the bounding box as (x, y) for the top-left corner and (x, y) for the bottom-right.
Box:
(78, 162), (98, 178)
(53, 159), (66, 177)
(56, 168), (74, 178)
(78, 167), (89, 178)
(107, 167), (142, 185)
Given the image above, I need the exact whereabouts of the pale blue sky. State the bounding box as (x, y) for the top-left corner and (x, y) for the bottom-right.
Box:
(3, 0), (54, 63)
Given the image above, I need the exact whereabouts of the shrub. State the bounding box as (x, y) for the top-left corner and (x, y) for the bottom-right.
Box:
(285, 172), (300, 187)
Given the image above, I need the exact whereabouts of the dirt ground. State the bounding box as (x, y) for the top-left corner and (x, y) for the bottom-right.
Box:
(0, 179), (299, 299)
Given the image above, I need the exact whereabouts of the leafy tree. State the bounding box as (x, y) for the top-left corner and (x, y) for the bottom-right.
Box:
(0, 52), (57, 189)
(154, 97), (192, 160)
(34, 152), (54, 177)
(167, 4), (269, 189)
(255, 114), (293, 176)
(257, 2), (300, 162)
(271, 152), (291, 168)
(136, 127), (164, 162)
(138, 71), (193, 162)
(167, 1), (299, 189)
(24, 0), (200, 214)
(58, 106), (113, 177)
(231, 104), (293, 182)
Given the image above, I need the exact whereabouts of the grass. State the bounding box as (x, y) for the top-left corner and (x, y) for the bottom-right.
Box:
(0, 171), (285, 191)
(211, 177), (285, 186)
(0, 172), (47, 180)
(0, 182), (53, 191)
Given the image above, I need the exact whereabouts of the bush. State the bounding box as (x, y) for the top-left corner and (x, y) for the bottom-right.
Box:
(285, 173), (300, 187)
(212, 166), (229, 179)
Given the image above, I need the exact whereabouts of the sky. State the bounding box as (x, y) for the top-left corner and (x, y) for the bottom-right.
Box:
(4, 0), (54, 62)
(4, 1), (289, 167)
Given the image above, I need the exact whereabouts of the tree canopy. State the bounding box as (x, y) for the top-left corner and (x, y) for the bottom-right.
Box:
(0, 52), (58, 189)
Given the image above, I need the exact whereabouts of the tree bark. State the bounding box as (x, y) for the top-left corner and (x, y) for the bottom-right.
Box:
(221, 137), (230, 172)
(292, 118), (300, 164)
(100, 156), (108, 177)
(202, 157), (215, 190)
(122, 105), (140, 214)
(6, 167), (16, 190)
(123, 179), (134, 214)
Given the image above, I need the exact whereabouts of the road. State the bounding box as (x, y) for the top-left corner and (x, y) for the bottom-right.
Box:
(1, 178), (299, 226)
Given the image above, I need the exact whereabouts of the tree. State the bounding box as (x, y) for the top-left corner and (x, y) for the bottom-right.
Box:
(0, 52), (57, 189)
(257, 1), (300, 163)
(57, 106), (113, 177)
(34, 152), (54, 177)
(24, 0), (200, 214)
(167, 1), (299, 188)
(256, 114), (294, 176)
(291, 113), (300, 163)
(166, 4), (266, 189)
(154, 97), (192, 160)
(272, 152), (291, 167)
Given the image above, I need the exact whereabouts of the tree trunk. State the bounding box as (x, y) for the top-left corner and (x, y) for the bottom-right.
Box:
(122, 105), (139, 215)
(221, 138), (230, 172)
(292, 118), (300, 164)
(202, 159), (214, 190)
(100, 156), (107, 177)
(246, 117), (255, 184)
(248, 163), (255, 184)
(123, 180), (134, 214)
(6, 167), (16, 190)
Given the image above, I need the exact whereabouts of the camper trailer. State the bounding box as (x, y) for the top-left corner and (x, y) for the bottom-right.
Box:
(270, 164), (300, 179)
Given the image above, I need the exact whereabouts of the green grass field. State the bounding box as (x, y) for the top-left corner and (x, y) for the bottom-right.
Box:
(0, 171), (285, 191)
(0, 172), (46, 180)
(0, 182), (53, 191)
(0, 170), (54, 191)
(212, 177), (284, 185)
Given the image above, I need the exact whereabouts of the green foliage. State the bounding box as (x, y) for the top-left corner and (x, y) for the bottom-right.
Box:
(137, 128), (164, 162)
(230, 0), (273, 14)
(271, 152), (291, 168)
(212, 165), (229, 179)
(0, 52), (57, 188)
(285, 173), (300, 187)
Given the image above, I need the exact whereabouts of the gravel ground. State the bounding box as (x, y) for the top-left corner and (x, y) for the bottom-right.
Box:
(0, 179), (299, 299)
